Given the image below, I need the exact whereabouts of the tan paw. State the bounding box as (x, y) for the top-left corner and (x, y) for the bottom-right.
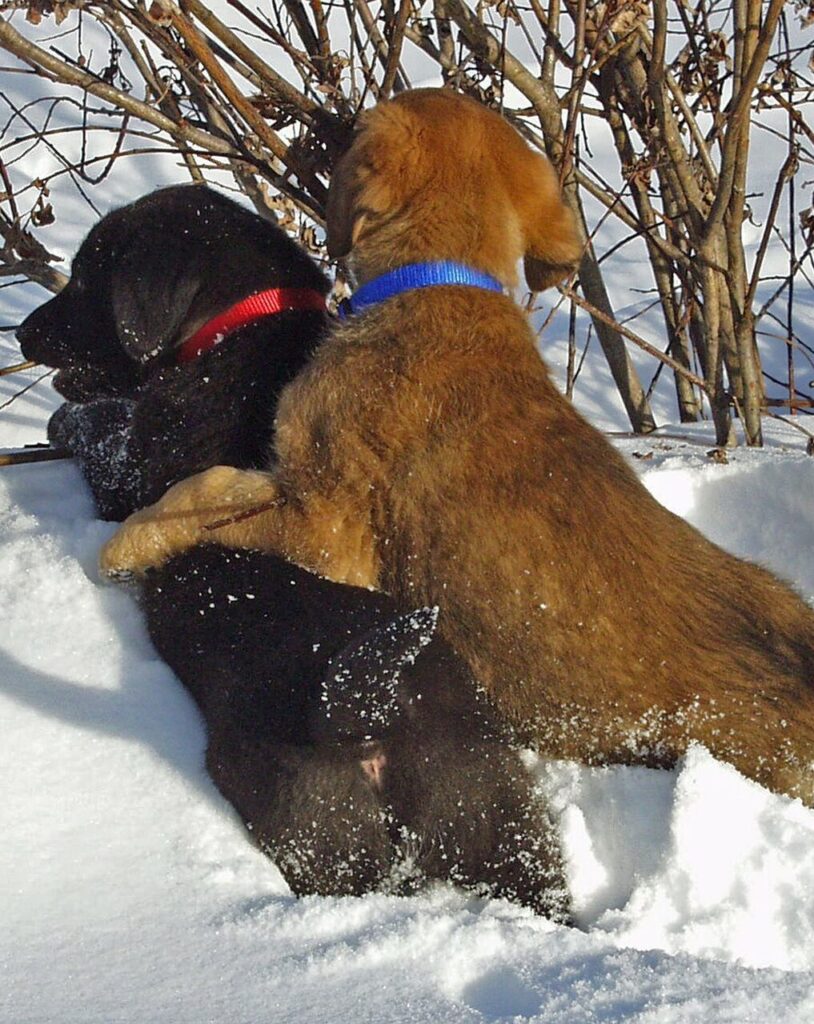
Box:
(99, 465), (271, 578)
(100, 505), (185, 577)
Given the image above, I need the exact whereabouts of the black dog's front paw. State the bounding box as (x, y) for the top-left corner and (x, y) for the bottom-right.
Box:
(48, 397), (136, 453)
(48, 398), (142, 521)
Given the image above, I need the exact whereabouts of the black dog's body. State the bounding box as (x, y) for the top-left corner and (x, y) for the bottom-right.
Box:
(17, 184), (567, 918)
(145, 546), (566, 912)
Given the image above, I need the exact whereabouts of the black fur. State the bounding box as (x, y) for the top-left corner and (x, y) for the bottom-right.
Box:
(17, 184), (568, 918)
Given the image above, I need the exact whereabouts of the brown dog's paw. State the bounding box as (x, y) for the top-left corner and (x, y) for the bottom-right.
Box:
(99, 505), (181, 578)
(99, 465), (268, 578)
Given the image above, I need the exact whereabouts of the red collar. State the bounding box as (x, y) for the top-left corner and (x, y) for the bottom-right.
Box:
(177, 287), (327, 365)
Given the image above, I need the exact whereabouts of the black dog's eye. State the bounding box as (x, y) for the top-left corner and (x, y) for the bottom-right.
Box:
(69, 252), (91, 293)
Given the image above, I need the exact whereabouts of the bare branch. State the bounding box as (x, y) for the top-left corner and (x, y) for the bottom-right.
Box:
(0, 447), (69, 467)
(560, 283), (710, 393)
(0, 359), (37, 376)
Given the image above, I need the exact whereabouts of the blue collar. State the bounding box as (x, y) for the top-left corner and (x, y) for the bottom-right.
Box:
(338, 261), (504, 318)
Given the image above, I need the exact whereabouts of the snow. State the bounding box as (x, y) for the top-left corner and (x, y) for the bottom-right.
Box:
(543, 747), (814, 972)
(2, 326), (814, 1022)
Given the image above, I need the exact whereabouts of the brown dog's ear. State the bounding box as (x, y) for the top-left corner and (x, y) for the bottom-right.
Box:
(325, 146), (366, 260)
(111, 246), (202, 361)
(516, 150), (582, 292)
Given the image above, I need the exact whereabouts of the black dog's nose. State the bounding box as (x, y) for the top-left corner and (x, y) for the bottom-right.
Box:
(16, 295), (67, 365)
(16, 307), (48, 362)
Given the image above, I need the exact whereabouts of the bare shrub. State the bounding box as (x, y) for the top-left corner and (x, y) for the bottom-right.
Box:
(0, 1), (811, 442)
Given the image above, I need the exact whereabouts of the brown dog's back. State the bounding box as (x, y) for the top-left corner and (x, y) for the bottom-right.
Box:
(276, 283), (814, 801)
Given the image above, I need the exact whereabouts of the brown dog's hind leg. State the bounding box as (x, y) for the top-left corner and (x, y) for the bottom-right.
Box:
(99, 464), (379, 588)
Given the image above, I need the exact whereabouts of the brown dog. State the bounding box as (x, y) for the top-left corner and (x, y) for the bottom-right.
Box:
(101, 88), (814, 804)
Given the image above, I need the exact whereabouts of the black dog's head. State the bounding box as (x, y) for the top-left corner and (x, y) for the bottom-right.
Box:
(16, 184), (330, 520)
(17, 184), (329, 402)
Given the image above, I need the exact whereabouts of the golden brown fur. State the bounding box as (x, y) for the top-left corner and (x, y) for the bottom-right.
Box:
(102, 88), (814, 803)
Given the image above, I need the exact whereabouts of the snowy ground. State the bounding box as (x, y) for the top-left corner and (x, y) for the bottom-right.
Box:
(2, 325), (814, 1022)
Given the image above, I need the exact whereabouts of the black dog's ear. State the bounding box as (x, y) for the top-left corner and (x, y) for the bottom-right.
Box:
(311, 606), (439, 743)
(110, 245), (202, 361)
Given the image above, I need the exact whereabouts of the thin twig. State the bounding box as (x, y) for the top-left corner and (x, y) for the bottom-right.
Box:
(203, 495), (286, 532)
(745, 148), (798, 311)
(763, 398), (814, 409)
(0, 367), (54, 411)
(0, 447), (70, 467)
(0, 15), (239, 158)
(559, 285), (710, 393)
(0, 359), (36, 376)
(764, 411), (814, 444)
(380, 0), (411, 99)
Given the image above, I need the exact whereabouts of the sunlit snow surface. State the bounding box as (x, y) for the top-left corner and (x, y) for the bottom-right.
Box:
(2, 329), (814, 1022)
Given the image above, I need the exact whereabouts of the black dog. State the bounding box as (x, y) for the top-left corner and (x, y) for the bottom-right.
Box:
(17, 184), (568, 918)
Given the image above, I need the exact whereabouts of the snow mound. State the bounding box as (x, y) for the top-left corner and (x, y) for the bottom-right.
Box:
(634, 427), (814, 600)
(541, 746), (814, 972)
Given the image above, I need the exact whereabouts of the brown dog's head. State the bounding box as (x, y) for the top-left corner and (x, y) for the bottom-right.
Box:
(326, 89), (581, 291)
